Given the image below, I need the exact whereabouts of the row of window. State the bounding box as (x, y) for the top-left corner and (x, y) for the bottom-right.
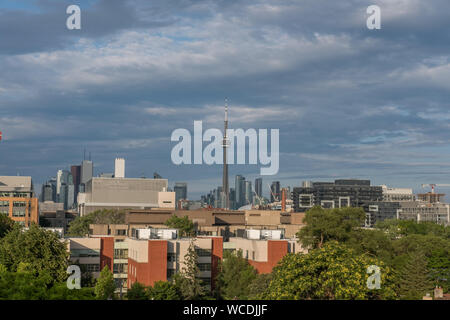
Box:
(0, 192), (30, 198)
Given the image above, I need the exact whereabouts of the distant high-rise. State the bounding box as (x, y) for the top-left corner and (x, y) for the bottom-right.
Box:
(40, 181), (55, 202)
(56, 170), (63, 198)
(174, 182), (187, 207)
(270, 181), (281, 203)
(114, 158), (125, 178)
(235, 175), (245, 209)
(81, 160), (93, 186)
(71, 165), (81, 201)
(255, 178), (262, 198)
(229, 188), (236, 210)
(245, 181), (253, 205)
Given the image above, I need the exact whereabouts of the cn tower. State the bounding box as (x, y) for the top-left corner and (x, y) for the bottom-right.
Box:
(222, 99), (230, 209)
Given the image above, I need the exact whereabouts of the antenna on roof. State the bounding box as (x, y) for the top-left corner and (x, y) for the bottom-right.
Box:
(89, 152), (91, 161)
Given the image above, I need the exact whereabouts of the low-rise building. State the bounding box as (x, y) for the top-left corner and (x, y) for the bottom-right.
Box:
(227, 229), (306, 274)
(127, 230), (223, 291)
(0, 176), (39, 227)
(77, 177), (168, 216)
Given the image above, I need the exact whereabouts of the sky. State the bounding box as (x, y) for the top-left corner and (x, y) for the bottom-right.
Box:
(1, 0), (450, 200)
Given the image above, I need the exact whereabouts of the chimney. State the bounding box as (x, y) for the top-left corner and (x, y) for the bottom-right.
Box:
(281, 188), (286, 212)
(114, 158), (125, 178)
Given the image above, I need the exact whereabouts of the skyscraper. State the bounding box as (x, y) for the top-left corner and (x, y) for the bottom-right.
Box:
(245, 181), (253, 206)
(71, 165), (81, 203)
(114, 158), (125, 178)
(270, 181), (281, 203)
(81, 160), (93, 186)
(174, 182), (187, 207)
(255, 178), (262, 198)
(235, 175), (245, 209)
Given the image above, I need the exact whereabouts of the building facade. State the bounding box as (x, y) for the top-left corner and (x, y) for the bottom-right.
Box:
(0, 176), (39, 227)
(293, 179), (383, 212)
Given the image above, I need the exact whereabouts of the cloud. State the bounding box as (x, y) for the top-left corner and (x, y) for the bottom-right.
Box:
(2, 0), (450, 198)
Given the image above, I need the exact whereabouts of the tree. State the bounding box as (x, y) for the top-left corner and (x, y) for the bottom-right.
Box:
(67, 209), (125, 236)
(0, 214), (14, 238)
(94, 266), (116, 300)
(262, 241), (396, 300)
(0, 268), (51, 300)
(248, 273), (273, 299)
(150, 281), (180, 300)
(397, 250), (434, 300)
(296, 206), (365, 249)
(0, 224), (69, 283)
(164, 215), (195, 237)
(127, 282), (149, 300)
(174, 241), (205, 300)
(217, 250), (257, 299)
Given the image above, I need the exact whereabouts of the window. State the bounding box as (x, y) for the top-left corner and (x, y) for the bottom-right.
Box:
(113, 263), (128, 274)
(0, 201), (9, 215)
(198, 263), (211, 271)
(85, 264), (100, 272)
(167, 252), (178, 262)
(195, 248), (211, 257)
(115, 229), (126, 236)
(71, 249), (100, 257)
(12, 201), (26, 217)
(114, 249), (128, 259)
(167, 269), (176, 280)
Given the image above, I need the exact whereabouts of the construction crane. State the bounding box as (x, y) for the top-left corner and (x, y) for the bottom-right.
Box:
(421, 184), (450, 193)
(267, 183), (278, 202)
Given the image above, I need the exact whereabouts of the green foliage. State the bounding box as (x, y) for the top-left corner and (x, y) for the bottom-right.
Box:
(376, 219), (450, 239)
(164, 215), (195, 237)
(94, 266), (116, 300)
(217, 250), (257, 300)
(262, 241), (397, 300)
(248, 273), (273, 299)
(67, 209), (126, 236)
(127, 281), (180, 300)
(0, 268), (95, 300)
(46, 283), (96, 300)
(0, 224), (69, 283)
(127, 282), (149, 300)
(296, 206), (366, 249)
(174, 241), (205, 300)
(150, 281), (180, 300)
(397, 250), (434, 300)
(0, 214), (15, 238)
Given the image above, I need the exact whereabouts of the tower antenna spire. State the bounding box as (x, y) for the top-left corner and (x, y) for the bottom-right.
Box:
(222, 98), (230, 209)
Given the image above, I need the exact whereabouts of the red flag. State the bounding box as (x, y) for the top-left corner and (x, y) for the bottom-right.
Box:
(0, 131), (2, 141)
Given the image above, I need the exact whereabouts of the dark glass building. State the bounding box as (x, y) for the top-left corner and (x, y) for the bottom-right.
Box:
(293, 179), (383, 212)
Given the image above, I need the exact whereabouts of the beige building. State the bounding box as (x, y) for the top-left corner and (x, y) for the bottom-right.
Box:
(66, 237), (102, 277)
(77, 177), (168, 216)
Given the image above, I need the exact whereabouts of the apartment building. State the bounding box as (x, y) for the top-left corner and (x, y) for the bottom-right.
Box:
(397, 201), (450, 225)
(66, 235), (129, 292)
(127, 229), (223, 290)
(227, 229), (306, 274)
(67, 237), (102, 278)
(0, 176), (39, 227)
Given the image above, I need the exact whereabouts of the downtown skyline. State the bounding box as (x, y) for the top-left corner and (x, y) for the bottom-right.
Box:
(2, 1), (450, 199)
